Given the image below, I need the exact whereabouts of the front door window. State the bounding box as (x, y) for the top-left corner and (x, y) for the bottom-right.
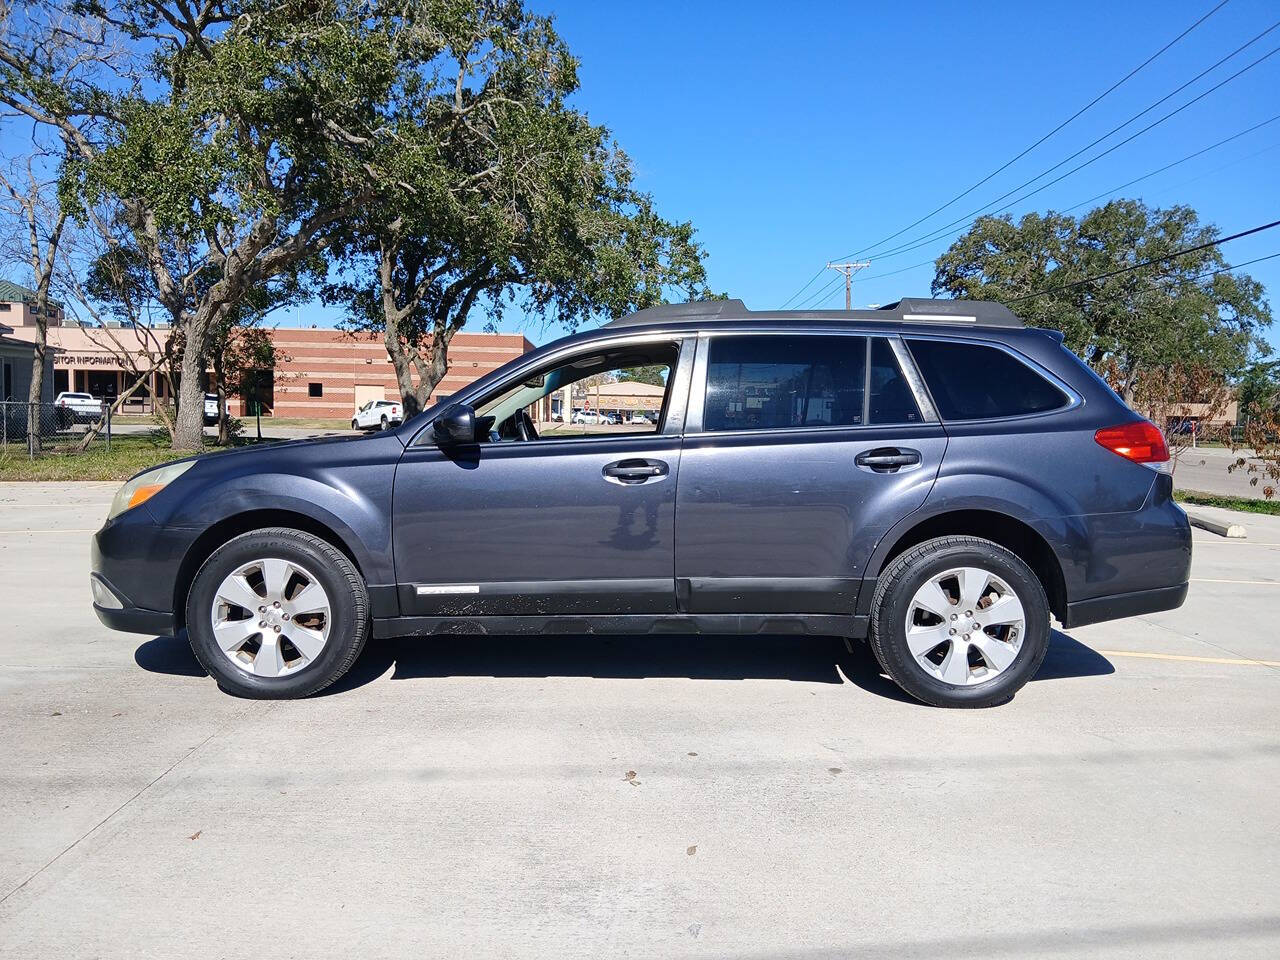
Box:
(474, 343), (678, 442)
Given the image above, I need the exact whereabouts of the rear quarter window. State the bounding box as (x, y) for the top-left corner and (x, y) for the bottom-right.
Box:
(907, 339), (1067, 420)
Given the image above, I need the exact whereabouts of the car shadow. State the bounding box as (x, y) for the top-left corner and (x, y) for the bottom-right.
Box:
(134, 629), (1112, 704)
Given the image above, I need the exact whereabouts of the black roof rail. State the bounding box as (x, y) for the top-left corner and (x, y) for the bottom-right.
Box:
(602, 297), (1024, 329)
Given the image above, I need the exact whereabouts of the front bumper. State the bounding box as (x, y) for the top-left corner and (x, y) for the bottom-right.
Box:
(91, 506), (193, 637)
(90, 571), (175, 635)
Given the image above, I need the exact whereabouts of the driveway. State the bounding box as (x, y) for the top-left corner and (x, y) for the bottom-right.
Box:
(0, 483), (1277, 959)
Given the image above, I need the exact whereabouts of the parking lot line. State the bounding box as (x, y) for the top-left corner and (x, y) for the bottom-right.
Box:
(0, 528), (98, 534)
(1097, 649), (1280, 668)
(1190, 577), (1280, 586)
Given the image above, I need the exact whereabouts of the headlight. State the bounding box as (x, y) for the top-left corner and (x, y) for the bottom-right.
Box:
(108, 460), (197, 520)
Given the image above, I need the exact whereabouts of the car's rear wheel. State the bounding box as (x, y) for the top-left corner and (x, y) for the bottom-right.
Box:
(868, 536), (1050, 708)
(380, 415), (388, 430)
(185, 528), (368, 699)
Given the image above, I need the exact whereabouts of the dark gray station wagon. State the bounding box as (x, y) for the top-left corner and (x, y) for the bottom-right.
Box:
(91, 298), (1191, 707)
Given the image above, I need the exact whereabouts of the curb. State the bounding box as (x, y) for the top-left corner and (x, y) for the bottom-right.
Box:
(1186, 511), (1247, 539)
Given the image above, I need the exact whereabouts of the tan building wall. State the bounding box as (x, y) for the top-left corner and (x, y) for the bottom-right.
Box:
(2, 304), (533, 417)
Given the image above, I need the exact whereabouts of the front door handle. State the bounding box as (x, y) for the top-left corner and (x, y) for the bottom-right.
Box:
(855, 447), (922, 474)
(603, 458), (669, 484)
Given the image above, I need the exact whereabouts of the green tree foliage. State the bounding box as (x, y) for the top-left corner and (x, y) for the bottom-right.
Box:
(1, 1), (714, 440)
(932, 200), (1272, 399)
(323, 3), (712, 414)
(616, 364), (668, 387)
(1235, 360), (1280, 424)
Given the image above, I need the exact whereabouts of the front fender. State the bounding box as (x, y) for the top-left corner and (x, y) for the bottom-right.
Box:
(143, 440), (400, 587)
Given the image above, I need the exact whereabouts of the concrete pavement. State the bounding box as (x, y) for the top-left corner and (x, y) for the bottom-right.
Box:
(0, 483), (1277, 959)
(1172, 445), (1277, 499)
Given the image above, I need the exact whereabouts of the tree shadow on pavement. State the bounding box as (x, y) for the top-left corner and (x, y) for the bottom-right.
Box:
(134, 628), (1111, 704)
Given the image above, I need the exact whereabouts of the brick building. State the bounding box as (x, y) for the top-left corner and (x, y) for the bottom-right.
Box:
(270, 327), (533, 418)
(1, 279), (534, 417)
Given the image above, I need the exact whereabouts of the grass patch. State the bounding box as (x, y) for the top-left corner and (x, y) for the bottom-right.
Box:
(1175, 490), (1280, 516)
(0, 431), (200, 481)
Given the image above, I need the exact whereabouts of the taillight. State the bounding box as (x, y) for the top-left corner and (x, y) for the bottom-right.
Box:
(1094, 421), (1169, 464)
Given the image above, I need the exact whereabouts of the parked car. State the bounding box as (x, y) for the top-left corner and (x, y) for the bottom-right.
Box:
(571, 410), (600, 424)
(55, 391), (103, 424)
(91, 298), (1190, 706)
(352, 399), (403, 431)
(202, 393), (227, 426)
(628, 412), (652, 425)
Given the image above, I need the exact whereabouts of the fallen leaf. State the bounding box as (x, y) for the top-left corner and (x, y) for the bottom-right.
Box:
(50, 711), (62, 717)
(687, 752), (697, 757)
(828, 767), (842, 775)
(686, 845), (697, 856)
(188, 830), (202, 841)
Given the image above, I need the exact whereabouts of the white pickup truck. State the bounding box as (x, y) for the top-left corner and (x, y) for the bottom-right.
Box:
(54, 392), (103, 424)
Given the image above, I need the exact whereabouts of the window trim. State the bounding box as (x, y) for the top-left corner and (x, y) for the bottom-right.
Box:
(413, 334), (694, 449)
(685, 330), (938, 436)
(903, 335), (1081, 425)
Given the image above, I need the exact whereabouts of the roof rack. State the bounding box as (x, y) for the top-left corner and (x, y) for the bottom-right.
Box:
(604, 297), (1024, 329)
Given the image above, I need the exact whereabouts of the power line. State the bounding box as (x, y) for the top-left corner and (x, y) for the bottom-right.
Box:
(794, 272), (847, 310)
(1009, 219), (1280, 302)
(1058, 114), (1280, 213)
(844, 0), (1235, 261)
(776, 0), (1233, 309)
(843, 115), (1280, 289)
(1135, 251), (1280, 293)
(862, 29), (1280, 263)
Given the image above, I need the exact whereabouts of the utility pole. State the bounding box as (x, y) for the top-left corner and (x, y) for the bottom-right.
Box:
(826, 261), (870, 310)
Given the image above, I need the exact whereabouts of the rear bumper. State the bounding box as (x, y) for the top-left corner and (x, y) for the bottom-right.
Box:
(1062, 581), (1188, 629)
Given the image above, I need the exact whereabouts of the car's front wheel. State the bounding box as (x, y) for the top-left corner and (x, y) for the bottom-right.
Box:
(868, 536), (1050, 708)
(351, 418), (359, 430)
(185, 528), (369, 698)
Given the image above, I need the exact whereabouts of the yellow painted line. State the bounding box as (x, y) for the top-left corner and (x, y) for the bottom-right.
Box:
(1190, 577), (1280, 586)
(1097, 649), (1280, 668)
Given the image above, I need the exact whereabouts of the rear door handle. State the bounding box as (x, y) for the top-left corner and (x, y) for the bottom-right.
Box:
(855, 447), (922, 473)
(603, 458), (669, 484)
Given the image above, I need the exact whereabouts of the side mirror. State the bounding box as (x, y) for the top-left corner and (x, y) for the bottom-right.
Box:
(432, 403), (476, 445)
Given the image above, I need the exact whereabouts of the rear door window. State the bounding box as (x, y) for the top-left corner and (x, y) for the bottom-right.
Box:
(703, 335), (866, 432)
(906, 339), (1067, 420)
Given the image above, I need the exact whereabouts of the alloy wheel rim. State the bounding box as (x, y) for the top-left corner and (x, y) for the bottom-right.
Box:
(903, 566), (1025, 686)
(210, 558), (332, 678)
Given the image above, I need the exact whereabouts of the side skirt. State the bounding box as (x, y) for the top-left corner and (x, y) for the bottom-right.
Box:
(372, 613), (870, 640)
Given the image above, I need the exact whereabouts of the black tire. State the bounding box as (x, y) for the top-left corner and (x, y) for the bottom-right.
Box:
(868, 536), (1050, 708)
(379, 415), (389, 430)
(351, 419), (359, 430)
(185, 527), (369, 699)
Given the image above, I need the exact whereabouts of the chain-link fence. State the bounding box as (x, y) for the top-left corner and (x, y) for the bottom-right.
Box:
(0, 400), (113, 457)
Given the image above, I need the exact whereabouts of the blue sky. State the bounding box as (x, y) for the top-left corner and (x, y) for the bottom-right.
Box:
(441, 0), (1277, 350)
